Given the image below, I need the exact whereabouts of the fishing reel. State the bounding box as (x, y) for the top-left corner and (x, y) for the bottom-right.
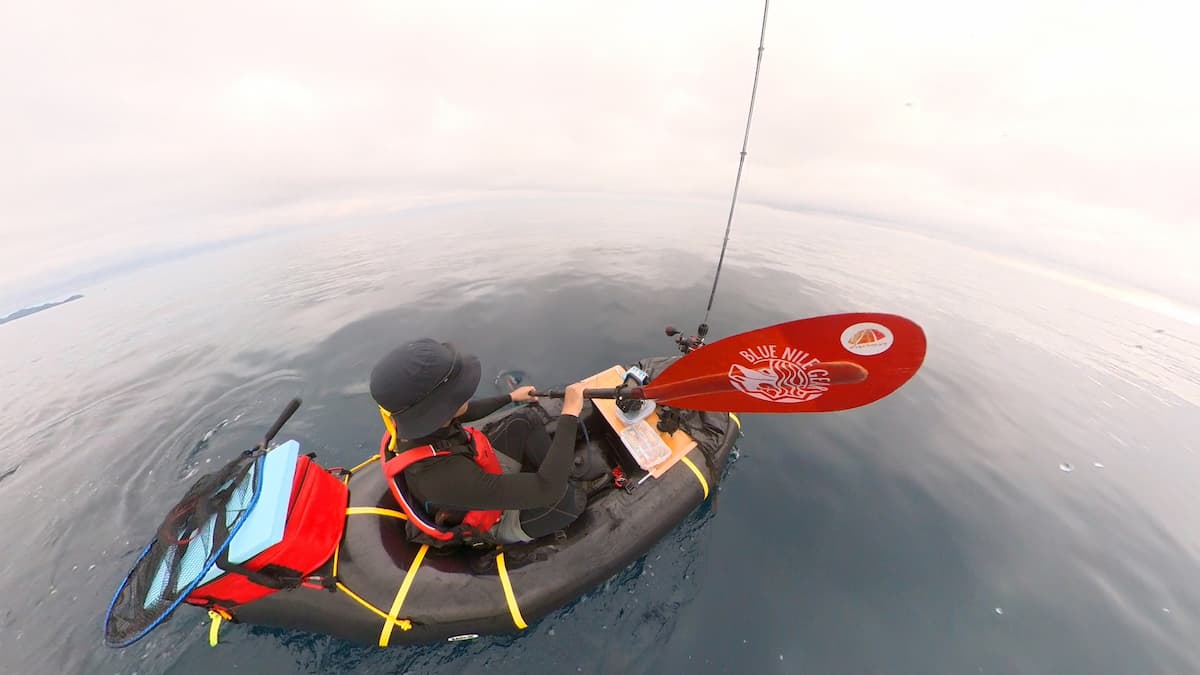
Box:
(614, 366), (655, 425)
(664, 323), (708, 354)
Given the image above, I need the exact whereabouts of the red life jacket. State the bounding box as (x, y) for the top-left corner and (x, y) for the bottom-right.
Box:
(379, 426), (504, 547)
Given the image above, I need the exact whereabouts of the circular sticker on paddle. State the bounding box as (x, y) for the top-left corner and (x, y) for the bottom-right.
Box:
(642, 313), (927, 413)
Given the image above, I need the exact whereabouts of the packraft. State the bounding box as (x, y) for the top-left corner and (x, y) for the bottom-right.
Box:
(104, 358), (740, 648)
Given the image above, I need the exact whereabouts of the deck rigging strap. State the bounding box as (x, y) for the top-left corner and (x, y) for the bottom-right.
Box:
(703, 0), (769, 327)
(333, 504), (414, 637)
(379, 544), (428, 647)
(678, 455), (710, 500)
(495, 552), (528, 630)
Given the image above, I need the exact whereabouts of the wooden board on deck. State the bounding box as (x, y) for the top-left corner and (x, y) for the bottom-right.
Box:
(581, 365), (698, 478)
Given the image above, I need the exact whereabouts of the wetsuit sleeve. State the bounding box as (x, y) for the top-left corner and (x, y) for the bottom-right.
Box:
(458, 394), (512, 422)
(416, 415), (580, 511)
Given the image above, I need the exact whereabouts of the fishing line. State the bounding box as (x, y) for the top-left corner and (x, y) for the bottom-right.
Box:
(702, 0), (769, 327)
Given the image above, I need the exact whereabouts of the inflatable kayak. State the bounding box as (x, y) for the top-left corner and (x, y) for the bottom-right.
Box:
(105, 356), (740, 648)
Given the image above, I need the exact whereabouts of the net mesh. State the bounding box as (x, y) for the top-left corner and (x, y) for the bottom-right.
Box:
(104, 451), (260, 647)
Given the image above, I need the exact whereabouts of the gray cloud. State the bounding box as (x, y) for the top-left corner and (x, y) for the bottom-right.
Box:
(2, 0), (1196, 301)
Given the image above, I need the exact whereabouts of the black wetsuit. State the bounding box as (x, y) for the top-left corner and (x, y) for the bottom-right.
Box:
(399, 395), (585, 538)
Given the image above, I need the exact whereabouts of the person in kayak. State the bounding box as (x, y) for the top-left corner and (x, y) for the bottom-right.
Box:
(370, 338), (588, 546)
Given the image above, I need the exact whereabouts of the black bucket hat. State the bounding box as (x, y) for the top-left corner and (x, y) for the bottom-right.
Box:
(370, 339), (481, 440)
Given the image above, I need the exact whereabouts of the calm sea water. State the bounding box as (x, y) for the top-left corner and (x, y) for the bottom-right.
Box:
(1, 196), (1198, 674)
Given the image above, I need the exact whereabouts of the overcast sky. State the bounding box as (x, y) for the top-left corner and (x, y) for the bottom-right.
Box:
(2, 0), (1196, 301)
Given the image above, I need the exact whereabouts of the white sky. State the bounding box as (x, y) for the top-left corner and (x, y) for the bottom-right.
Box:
(2, 0), (1197, 300)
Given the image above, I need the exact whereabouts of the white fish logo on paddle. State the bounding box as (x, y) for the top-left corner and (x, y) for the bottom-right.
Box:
(728, 344), (831, 403)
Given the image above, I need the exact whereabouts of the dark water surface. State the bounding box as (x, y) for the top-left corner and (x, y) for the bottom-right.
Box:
(2, 197), (1198, 674)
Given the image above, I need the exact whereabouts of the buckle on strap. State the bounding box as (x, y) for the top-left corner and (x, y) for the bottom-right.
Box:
(300, 574), (337, 591)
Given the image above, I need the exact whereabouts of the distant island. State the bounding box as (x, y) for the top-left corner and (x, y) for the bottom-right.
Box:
(0, 294), (85, 326)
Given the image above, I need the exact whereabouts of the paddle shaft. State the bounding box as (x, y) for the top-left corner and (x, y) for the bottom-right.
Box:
(532, 387), (646, 401)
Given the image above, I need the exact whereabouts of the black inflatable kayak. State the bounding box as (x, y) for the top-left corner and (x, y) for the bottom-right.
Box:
(104, 357), (739, 649)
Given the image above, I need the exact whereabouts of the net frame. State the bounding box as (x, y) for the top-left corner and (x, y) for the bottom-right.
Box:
(103, 450), (264, 648)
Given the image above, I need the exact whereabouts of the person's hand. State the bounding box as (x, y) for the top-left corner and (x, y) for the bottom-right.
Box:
(510, 385), (538, 403)
(562, 381), (588, 417)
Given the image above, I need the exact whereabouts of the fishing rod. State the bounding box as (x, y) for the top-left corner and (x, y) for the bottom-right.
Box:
(669, 0), (770, 356)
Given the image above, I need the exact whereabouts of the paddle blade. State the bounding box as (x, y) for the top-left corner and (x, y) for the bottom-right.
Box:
(644, 313), (926, 413)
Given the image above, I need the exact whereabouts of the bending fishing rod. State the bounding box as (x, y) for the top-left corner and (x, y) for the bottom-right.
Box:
(704, 0), (768, 328)
(666, 0), (770, 355)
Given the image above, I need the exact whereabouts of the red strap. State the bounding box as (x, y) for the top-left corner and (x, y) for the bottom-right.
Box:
(380, 435), (455, 478)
